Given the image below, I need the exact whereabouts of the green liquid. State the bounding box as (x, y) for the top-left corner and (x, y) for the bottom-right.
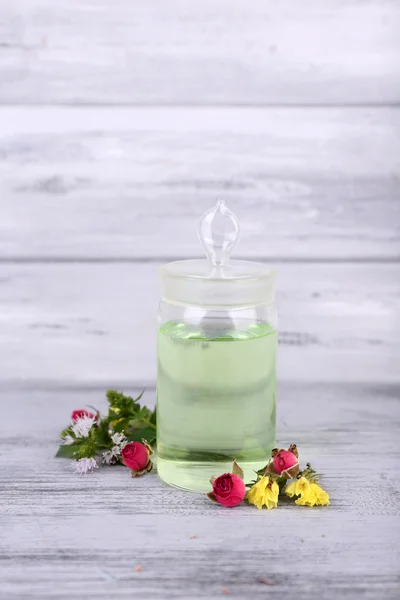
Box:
(157, 321), (277, 492)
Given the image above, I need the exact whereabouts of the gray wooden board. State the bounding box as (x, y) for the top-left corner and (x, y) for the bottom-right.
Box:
(0, 0), (399, 105)
(1, 384), (399, 599)
(0, 262), (399, 387)
(0, 106), (399, 261)
(1, 2), (399, 594)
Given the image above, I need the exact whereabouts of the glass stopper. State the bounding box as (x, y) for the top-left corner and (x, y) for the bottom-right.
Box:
(198, 200), (240, 268)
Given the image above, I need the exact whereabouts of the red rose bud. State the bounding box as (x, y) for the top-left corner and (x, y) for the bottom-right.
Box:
(121, 441), (152, 476)
(209, 473), (246, 507)
(71, 409), (95, 421)
(273, 450), (299, 479)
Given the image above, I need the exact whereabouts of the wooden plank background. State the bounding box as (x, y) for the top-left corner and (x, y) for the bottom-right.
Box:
(0, 1), (399, 598)
(0, 106), (399, 261)
(0, 262), (398, 387)
(1, 0), (399, 105)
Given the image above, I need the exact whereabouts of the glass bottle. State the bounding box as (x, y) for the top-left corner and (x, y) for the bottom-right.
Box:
(156, 201), (277, 492)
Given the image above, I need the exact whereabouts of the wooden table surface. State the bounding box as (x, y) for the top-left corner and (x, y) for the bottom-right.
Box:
(1, 1), (399, 598)
(1, 383), (400, 600)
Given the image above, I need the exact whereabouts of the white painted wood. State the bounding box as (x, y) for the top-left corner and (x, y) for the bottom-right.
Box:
(1, 2), (398, 596)
(0, 106), (399, 261)
(1, 384), (399, 598)
(0, 262), (398, 387)
(0, 0), (399, 105)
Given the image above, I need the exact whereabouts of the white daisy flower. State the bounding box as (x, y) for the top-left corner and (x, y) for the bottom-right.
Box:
(110, 432), (127, 447)
(71, 415), (96, 438)
(73, 457), (98, 475)
(62, 434), (75, 445)
(102, 450), (114, 465)
(102, 447), (119, 465)
(102, 431), (127, 465)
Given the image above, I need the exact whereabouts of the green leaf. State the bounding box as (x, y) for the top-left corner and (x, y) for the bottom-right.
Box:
(255, 460), (272, 477)
(106, 389), (145, 415)
(277, 476), (287, 494)
(109, 418), (129, 433)
(134, 389), (145, 403)
(245, 481), (257, 488)
(60, 425), (73, 439)
(94, 418), (112, 448)
(127, 427), (156, 445)
(55, 444), (79, 459)
(76, 438), (98, 459)
(136, 405), (153, 421)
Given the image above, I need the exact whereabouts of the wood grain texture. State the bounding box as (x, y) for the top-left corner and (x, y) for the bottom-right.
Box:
(0, 106), (399, 261)
(0, 262), (398, 387)
(0, 0), (399, 105)
(1, 384), (399, 599)
(1, 2), (399, 597)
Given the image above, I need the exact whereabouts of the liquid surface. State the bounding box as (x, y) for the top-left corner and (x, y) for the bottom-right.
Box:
(157, 321), (277, 492)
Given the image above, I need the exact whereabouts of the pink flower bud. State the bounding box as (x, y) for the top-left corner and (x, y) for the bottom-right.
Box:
(71, 409), (95, 422)
(273, 450), (299, 478)
(121, 441), (150, 472)
(211, 473), (246, 507)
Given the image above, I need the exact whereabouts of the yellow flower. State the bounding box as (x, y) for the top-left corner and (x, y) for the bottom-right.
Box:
(247, 476), (279, 510)
(285, 476), (309, 498)
(310, 483), (330, 506)
(286, 476), (330, 507)
(294, 484), (318, 506)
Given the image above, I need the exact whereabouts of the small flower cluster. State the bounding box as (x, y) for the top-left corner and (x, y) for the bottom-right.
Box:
(102, 431), (128, 465)
(65, 407), (153, 476)
(56, 390), (156, 476)
(57, 392), (331, 513)
(285, 476), (329, 506)
(74, 457), (99, 475)
(208, 445), (330, 509)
